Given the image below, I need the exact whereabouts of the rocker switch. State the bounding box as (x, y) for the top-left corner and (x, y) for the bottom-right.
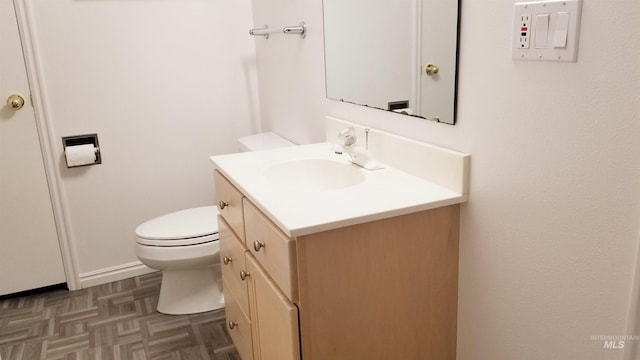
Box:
(534, 13), (549, 48)
(553, 12), (570, 48)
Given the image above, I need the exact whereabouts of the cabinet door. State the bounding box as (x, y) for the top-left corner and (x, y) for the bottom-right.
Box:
(246, 256), (300, 360)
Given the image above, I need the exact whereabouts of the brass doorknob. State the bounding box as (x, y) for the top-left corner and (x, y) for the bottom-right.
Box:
(425, 64), (439, 76)
(6, 94), (25, 110)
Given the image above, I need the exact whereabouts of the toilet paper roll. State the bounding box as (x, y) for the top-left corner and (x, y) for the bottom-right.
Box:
(65, 144), (97, 167)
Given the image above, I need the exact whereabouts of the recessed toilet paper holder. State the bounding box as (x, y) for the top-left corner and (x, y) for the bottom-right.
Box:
(62, 133), (101, 168)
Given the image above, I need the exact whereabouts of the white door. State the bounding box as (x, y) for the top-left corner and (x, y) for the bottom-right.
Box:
(0, 0), (66, 295)
(418, 0), (459, 124)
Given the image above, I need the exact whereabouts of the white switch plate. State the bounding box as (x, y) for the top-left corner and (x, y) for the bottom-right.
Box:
(512, 0), (582, 62)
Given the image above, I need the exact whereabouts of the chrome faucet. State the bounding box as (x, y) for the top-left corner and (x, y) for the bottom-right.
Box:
(333, 127), (384, 170)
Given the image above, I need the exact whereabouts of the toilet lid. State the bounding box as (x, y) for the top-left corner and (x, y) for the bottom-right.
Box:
(135, 206), (219, 240)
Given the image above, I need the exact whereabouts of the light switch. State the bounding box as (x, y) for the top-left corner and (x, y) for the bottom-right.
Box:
(553, 12), (570, 48)
(512, 0), (582, 62)
(535, 13), (550, 48)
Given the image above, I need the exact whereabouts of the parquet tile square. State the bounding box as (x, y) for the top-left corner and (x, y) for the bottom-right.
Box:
(0, 273), (239, 360)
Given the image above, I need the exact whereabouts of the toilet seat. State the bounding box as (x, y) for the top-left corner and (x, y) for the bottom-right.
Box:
(136, 206), (219, 247)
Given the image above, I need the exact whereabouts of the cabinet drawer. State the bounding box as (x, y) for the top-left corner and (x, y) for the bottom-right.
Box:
(218, 216), (250, 317)
(224, 279), (253, 360)
(243, 199), (298, 302)
(214, 170), (245, 242)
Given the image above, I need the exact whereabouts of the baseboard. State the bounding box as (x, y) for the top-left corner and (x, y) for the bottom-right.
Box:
(79, 261), (158, 288)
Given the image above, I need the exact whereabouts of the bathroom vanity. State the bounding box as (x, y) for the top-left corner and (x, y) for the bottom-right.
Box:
(211, 119), (469, 360)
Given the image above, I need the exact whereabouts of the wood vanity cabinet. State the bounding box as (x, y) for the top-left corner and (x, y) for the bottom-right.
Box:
(214, 170), (459, 360)
(216, 171), (300, 360)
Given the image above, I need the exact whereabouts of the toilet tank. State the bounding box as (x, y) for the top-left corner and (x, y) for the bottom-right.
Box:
(238, 132), (295, 152)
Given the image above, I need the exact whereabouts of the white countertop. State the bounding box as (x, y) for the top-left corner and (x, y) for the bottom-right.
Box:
(210, 142), (466, 237)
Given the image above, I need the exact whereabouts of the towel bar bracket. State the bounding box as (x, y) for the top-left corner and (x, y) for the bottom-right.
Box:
(249, 25), (270, 39)
(283, 22), (306, 38)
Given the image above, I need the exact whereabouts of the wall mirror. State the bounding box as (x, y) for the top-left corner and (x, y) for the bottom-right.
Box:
(322, 0), (460, 124)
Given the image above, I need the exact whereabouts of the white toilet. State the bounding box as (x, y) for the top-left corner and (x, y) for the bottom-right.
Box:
(135, 132), (295, 315)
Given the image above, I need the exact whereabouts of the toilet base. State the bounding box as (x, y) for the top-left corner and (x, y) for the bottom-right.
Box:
(156, 267), (224, 315)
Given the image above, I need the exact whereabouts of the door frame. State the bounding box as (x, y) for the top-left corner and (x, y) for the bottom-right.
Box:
(12, 0), (80, 290)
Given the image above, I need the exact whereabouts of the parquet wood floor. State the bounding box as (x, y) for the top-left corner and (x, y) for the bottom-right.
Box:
(0, 272), (239, 360)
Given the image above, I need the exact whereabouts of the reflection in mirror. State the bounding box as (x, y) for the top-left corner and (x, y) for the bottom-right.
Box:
(323, 0), (460, 124)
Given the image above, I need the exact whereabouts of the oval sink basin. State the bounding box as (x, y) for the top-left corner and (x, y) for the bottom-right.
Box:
(263, 159), (366, 190)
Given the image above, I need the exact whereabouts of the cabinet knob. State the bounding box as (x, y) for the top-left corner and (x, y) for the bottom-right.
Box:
(240, 270), (250, 280)
(218, 200), (228, 210)
(253, 240), (265, 252)
(228, 321), (238, 330)
(223, 256), (232, 265)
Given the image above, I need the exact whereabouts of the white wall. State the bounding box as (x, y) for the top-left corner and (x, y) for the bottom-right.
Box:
(253, 0), (640, 359)
(25, 0), (259, 280)
(626, 233), (640, 359)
